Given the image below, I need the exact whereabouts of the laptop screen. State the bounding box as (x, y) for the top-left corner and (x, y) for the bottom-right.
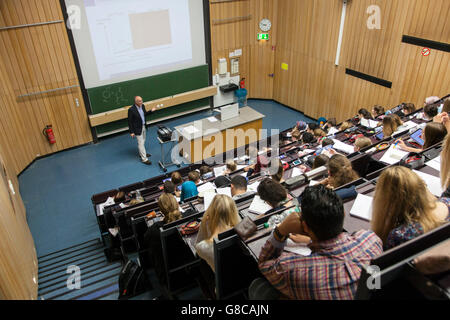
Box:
(410, 129), (424, 146)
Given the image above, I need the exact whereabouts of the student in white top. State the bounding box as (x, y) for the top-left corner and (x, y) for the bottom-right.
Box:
(195, 195), (241, 272)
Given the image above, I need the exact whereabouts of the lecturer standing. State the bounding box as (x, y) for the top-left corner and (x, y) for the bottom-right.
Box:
(128, 96), (156, 165)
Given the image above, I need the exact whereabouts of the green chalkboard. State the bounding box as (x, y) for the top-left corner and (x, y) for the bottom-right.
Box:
(87, 65), (210, 135)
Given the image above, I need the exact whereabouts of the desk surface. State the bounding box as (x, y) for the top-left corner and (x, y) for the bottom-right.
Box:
(175, 106), (265, 141)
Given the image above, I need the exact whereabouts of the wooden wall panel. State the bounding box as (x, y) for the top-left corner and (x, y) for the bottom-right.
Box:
(210, 0), (276, 99)
(0, 0), (92, 174)
(273, 0), (450, 122)
(0, 142), (38, 300)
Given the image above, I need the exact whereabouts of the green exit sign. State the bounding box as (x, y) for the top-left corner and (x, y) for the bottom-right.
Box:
(257, 33), (269, 40)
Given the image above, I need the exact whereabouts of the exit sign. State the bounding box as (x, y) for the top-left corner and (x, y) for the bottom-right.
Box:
(257, 33), (269, 40)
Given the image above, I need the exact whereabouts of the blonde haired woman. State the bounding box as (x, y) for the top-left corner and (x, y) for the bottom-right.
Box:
(371, 166), (449, 250)
(320, 154), (359, 189)
(158, 193), (182, 223)
(195, 194), (241, 271)
(441, 135), (450, 198)
(382, 114), (404, 137)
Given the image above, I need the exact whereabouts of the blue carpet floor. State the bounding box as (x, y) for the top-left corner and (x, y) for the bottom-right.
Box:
(19, 99), (313, 256)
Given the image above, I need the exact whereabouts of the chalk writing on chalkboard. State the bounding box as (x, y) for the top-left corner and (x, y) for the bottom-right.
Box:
(102, 87), (128, 105)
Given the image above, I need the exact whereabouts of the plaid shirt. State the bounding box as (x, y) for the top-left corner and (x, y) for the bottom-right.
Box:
(258, 230), (383, 300)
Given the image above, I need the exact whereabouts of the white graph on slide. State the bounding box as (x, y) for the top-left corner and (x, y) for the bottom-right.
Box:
(84, 0), (193, 81)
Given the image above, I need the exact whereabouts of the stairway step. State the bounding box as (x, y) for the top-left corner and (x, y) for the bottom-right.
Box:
(42, 268), (120, 300)
(38, 239), (100, 260)
(76, 283), (119, 300)
(38, 262), (120, 292)
(38, 255), (106, 281)
(38, 251), (105, 275)
(39, 242), (103, 266)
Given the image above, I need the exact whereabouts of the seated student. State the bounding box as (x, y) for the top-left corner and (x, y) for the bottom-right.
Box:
(358, 108), (374, 121)
(338, 121), (352, 132)
(199, 165), (214, 180)
(257, 178), (293, 215)
(396, 122), (447, 153)
(180, 171), (200, 202)
(320, 154), (359, 189)
(313, 128), (327, 139)
(290, 128), (302, 142)
(171, 171), (183, 197)
(195, 195), (241, 271)
(441, 135), (450, 198)
(371, 105), (385, 119)
(144, 193), (183, 289)
(163, 180), (176, 194)
(443, 99), (450, 113)
(300, 131), (315, 145)
(306, 122), (319, 134)
(382, 114), (404, 137)
(113, 191), (126, 204)
(322, 118), (337, 132)
(271, 159), (285, 183)
(243, 146), (269, 176)
(423, 103), (439, 120)
(290, 121), (307, 136)
(250, 185), (383, 300)
(230, 175), (254, 201)
(424, 96), (440, 106)
(371, 166), (450, 250)
(401, 103), (416, 115)
(223, 160), (238, 175)
(321, 138), (334, 148)
(354, 137), (372, 152)
(299, 154), (330, 173)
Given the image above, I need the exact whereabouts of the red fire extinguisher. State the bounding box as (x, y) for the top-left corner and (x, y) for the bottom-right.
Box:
(239, 78), (246, 89)
(43, 125), (56, 144)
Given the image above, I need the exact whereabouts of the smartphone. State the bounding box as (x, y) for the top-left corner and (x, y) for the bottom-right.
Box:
(292, 160), (301, 166)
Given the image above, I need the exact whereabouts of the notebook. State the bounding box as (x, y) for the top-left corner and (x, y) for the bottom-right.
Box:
(216, 187), (232, 197)
(284, 238), (312, 256)
(413, 170), (443, 197)
(350, 193), (373, 221)
(197, 182), (216, 193)
(213, 165), (227, 177)
(379, 145), (409, 165)
(248, 195), (273, 215)
(291, 167), (304, 178)
(332, 139), (355, 154)
(247, 180), (261, 193)
(203, 191), (217, 211)
(425, 156), (441, 172)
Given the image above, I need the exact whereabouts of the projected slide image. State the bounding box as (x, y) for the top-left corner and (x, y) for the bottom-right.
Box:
(84, 0), (193, 81)
(129, 10), (172, 50)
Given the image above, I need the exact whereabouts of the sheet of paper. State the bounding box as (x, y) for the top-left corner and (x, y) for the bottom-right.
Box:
(236, 165), (247, 170)
(183, 125), (200, 135)
(203, 191), (217, 211)
(309, 180), (320, 186)
(413, 170), (444, 197)
(291, 167), (303, 178)
(216, 187), (232, 197)
(248, 195), (273, 214)
(247, 180), (261, 193)
(98, 197), (115, 216)
(213, 165), (227, 177)
(350, 193), (374, 221)
(327, 127), (339, 136)
(284, 239), (312, 256)
(425, 156), (441, 172)
(207, 116), (218, 123)
(332, 139), (355, 154)
(379, 145), (409, 165)
(286, 132), (292, 138)
(197, 182), (216, 193)
(360, 118), (370, 128)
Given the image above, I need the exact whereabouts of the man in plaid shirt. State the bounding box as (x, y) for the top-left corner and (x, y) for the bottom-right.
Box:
(250, 185), (383, 300)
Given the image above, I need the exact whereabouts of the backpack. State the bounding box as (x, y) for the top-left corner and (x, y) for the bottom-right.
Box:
(118, 259), (150, 299)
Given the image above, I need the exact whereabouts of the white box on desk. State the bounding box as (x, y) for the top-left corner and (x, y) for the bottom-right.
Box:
(218, 103), (239, 121)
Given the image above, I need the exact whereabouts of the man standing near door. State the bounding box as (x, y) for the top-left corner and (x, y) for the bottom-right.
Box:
(128, 96), (156, 165)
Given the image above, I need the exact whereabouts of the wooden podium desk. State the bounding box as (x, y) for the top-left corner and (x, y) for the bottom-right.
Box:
(175, 106), (265, 163)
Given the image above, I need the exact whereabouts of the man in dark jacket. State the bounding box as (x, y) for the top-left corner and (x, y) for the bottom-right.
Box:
(128, 96), (156, 165)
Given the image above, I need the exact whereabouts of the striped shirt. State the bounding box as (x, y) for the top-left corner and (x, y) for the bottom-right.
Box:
(258, 230), (383, 300)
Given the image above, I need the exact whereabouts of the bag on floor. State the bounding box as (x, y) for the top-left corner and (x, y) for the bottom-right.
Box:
(118, 259), (150, 300)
